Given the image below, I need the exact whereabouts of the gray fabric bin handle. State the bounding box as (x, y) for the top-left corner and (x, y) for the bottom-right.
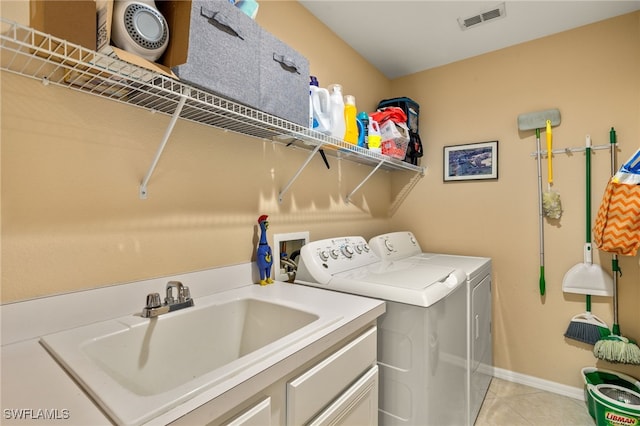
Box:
(200, 7), (244, 40)
(272, 53), (301, 74)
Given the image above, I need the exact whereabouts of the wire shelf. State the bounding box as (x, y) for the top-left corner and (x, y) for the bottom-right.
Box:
(0, 18), (425, 177)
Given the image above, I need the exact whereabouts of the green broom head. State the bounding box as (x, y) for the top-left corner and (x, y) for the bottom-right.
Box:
(564, 312), (610, 345)
(593, 335), (640, 365)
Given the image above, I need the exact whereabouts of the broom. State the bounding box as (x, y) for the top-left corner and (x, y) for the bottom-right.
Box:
(564, 136), (611, 345)
(564, 298), (610, 345)
(592, 128), (640, 364)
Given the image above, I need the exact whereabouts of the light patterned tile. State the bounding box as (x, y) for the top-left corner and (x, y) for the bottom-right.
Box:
(486, 378), (541, 398)
(476, 396), (533, 426)
(504, 391), (593, 425)
(475, 378), (595, 426)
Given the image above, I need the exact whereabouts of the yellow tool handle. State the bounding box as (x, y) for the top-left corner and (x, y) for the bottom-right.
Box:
(546, 119), (553, 184)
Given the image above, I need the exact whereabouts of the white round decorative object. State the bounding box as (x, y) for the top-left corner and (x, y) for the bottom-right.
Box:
(111, 0), (169, 62)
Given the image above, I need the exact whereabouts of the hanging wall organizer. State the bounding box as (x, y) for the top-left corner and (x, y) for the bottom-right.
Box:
(530, 140), (616, 157)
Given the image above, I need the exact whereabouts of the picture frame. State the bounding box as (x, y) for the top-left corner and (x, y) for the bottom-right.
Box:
(443, 141), (499, 181)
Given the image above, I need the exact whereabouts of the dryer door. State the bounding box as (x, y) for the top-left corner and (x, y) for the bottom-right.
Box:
(470, 274), (493, 423)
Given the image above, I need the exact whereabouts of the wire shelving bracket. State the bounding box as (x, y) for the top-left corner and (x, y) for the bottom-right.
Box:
(0, 18), (425, 202)
(139, 88), (189, 199)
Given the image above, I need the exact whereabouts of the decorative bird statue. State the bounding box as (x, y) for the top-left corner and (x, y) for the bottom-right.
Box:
(256, 215), (274, 286)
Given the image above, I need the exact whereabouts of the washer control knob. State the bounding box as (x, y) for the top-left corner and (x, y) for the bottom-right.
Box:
(410, 235), (417, 245)
(354, 244), (363, 254)
(341, 245), (354, 258)
(319, 250), (330, 262)
(384, 240), (394, 252)
(362, 243), (370, 252)
(330, 249), (340, 259)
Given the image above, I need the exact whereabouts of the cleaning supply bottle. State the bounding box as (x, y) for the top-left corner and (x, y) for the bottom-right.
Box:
(309, 76), (318, 129)
(343, 95), (358, 144)
(309, 78), (331, 134)
(328, 84), (345, 140)
(368, 118), (382, 153)
(357, 111), (369, 148)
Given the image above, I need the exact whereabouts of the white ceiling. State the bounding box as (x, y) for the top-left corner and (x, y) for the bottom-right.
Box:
(298, 1), (640, 79)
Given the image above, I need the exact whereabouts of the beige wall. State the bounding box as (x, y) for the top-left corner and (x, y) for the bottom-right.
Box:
(1, 1), (639, 388)
(389, 12), (640, 385)
(1, 0), (394, 302)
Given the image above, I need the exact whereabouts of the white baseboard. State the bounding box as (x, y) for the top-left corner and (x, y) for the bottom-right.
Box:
(492, 366), (585, 401)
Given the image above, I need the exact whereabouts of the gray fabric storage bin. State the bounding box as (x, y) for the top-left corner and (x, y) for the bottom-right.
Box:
(170, 0), (261, 109)
(259, 31), (310, 127)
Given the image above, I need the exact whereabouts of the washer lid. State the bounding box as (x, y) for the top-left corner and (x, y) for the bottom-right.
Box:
(335, 261), (454, 289)
(330, 263), (467, 306)
(415, 254), (491, 281)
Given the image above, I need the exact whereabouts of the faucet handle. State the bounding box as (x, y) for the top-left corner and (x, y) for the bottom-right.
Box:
(165, 280), (184, 304)
(182, 286), (191, 301)
(146, 293), (162, 309)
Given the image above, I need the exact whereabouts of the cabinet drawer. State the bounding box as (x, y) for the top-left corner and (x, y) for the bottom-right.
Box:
(223, 397), (271, 426)
(309, 365), (378, 426)
(286, 326), (377, 426)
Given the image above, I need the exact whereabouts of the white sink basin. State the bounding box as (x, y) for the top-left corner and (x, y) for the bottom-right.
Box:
(84, 298), (318, 395)
(40, 285), (340, 425)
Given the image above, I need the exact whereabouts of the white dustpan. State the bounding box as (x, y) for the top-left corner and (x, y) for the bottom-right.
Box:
(562, 242), (613, 296)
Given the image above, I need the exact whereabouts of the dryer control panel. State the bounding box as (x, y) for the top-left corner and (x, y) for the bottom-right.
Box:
(369, 231), (422, 260)
(295, 236), (380, 285)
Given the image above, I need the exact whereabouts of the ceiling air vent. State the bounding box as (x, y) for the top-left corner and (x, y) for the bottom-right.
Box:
(458, 2), (506, 31)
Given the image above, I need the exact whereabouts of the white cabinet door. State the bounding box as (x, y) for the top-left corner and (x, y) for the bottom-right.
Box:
(286, 326), (377, 426)
(309, 365), (378, 426)
(222, 398), (271, 426)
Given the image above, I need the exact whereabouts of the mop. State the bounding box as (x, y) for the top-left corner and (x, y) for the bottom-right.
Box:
(517, 108), (561, 296)
(593, 128), (640, 364)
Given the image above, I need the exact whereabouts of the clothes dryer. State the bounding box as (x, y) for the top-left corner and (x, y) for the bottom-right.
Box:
(295, 236), (468, 426)
(369, 231), (493, 426)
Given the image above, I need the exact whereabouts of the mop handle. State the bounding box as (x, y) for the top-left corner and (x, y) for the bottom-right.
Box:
(610, 127), (620, 332)
(536, 127), (545, 296)
(586, 136), (592, 243)
(546, 120), (553, 184)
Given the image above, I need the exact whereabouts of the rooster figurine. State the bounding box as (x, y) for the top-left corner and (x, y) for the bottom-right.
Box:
(256, 215), (274, 286)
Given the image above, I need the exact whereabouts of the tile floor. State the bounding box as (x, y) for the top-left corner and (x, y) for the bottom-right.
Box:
(475, 378), (595, 425)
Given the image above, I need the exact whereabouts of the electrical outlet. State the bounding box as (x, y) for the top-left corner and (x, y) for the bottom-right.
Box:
(273, 232), (309, 283)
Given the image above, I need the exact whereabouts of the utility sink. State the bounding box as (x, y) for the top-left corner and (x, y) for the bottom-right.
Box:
(40, 285), (340, 426)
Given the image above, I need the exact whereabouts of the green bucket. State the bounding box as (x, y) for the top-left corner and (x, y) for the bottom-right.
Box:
(582, 367), (640, 425)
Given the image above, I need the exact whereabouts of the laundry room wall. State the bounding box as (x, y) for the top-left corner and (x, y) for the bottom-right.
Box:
(1, 0), (638, 392)
(389, 12), (640, 387)
(0, 0), (394, 303)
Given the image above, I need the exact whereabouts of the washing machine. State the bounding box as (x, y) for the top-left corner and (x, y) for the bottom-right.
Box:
(295, 236), (469, 426)
(369, 231), (493, 426)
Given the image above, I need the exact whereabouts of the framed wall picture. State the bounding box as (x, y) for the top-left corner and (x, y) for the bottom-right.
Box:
(443, 141), (498, 181)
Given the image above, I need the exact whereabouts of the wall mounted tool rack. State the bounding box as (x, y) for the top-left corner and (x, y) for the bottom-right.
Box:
(0, 19), (425, 202)
(530, 142), (617, 158)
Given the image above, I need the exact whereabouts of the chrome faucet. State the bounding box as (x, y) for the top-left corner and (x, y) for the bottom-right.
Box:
(141, 280), (194, 318)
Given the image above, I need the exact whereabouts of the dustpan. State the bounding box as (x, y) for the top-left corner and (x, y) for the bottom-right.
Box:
(562, 136), (613, 297)
(562, 243), (613, 296)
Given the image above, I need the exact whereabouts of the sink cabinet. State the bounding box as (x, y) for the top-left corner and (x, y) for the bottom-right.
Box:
(182, 325), (378, 426)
